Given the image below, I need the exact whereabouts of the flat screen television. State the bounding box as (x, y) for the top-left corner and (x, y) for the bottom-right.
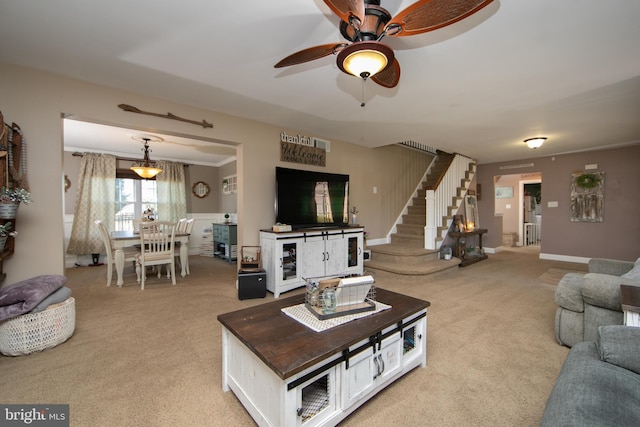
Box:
(275, 167), (349, 230)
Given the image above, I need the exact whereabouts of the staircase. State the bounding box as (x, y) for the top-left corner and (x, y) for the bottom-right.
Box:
(366, 152), (475, 276)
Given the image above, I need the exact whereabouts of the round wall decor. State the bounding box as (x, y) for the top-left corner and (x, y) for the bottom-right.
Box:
(192, 181), (210, 198)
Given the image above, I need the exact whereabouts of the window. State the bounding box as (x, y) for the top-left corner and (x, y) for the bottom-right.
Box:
(115, 178), (157, 231)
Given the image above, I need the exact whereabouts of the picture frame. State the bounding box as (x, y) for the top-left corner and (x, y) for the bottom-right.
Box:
(495, 186), (513, 199)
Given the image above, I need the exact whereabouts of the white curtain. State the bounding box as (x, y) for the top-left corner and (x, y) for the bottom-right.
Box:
(67, 153), (116, 254)
(155, 160), (186, 223)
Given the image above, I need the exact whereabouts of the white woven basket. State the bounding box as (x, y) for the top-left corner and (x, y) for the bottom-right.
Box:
(0, 297), (76, 356)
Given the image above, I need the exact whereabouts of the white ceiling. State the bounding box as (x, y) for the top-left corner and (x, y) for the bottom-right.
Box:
(1, 0), (639, 164)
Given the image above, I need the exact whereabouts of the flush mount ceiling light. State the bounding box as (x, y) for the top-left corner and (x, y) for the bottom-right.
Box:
(524, 137), (547, 149)
(131, 137), (163, 179)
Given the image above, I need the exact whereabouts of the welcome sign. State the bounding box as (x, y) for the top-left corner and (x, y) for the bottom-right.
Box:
(280, 131), (327, 167)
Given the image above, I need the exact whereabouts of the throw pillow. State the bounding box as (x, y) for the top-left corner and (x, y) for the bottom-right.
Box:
(597, 325), (640, 374)
(621, 258), (640, 280)
(30, 286), (72, 313)
(0, 275), (67, 321)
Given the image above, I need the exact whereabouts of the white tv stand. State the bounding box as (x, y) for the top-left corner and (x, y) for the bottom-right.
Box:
(260, 227), (364, 298)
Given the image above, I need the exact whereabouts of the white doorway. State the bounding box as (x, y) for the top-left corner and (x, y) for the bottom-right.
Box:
(519, 179), (542, 246)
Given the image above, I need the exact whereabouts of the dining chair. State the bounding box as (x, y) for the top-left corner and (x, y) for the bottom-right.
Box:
(132, 219), (144, 233)
(95, 220), (138, 287)
(135, 221), (177, 290)
(176, 218), (187, 233)
(174, 218), (195, 274)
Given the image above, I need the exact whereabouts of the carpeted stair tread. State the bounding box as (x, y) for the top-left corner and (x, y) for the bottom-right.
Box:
(366, 257), (460, 275)
(369, 243), (434, 256)
(366, 243), (461, 276)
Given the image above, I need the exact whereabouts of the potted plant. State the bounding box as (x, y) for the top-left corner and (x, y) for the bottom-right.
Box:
(0, 187), (32, 219)
(0, 221), (17, 251)
(350, 206), (359, 225)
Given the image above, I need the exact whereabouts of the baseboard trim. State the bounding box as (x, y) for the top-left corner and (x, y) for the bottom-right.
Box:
(539, 253), (590, 264)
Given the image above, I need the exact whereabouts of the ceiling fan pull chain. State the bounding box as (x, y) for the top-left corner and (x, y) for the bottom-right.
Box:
(360, 79), (366, 108)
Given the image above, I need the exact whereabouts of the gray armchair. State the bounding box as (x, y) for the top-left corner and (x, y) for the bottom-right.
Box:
(555, 258), (639, 347)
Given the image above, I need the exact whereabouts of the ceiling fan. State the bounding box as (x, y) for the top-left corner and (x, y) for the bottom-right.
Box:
(274, 0), (494, 88)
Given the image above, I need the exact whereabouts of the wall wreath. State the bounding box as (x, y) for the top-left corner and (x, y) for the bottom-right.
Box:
(575, 173), (601, 189)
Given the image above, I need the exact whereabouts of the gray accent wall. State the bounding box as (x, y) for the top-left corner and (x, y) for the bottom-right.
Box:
(476, 144), (640, 262)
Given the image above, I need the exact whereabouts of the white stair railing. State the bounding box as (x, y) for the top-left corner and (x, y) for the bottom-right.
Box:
(424, 154), (475, 250)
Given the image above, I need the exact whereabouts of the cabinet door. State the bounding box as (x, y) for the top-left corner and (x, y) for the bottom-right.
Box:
(299, 235), (326, 279)
(341, 348), (376, 409)
(213, 225), (222, 241)
(375, 332), (403, 386)
(341, 332), (402, 409)
(280, 239), (302, 285)
(324, 233), (347, 277)
(344, 233), (364, 276)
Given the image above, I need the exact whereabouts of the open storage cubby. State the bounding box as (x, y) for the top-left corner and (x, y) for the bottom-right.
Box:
(403, 324), (416, 355)
(300, 374), (330, 423)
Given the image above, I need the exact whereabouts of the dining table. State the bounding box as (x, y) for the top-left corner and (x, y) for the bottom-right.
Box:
(110, 230), (190, 287)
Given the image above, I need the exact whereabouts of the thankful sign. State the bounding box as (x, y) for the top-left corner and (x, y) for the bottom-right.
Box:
(280, 131), (326, 167)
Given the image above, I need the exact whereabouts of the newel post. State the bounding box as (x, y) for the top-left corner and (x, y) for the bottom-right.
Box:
(424, 189), (437, 250)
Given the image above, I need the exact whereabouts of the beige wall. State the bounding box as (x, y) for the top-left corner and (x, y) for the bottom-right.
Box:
(0, 62), (430, 283)
(218, 161), (237, 215)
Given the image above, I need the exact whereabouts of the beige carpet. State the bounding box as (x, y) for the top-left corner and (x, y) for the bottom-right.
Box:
(538, 267), (587, 286)
(0, 252), (581, 426)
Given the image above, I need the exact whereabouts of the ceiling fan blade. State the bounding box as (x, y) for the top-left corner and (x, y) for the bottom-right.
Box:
(371, 59), (400, 88)
(385, 0), (494, 37)
(274, 43), (346, 68)
(323, 0), (365, 25)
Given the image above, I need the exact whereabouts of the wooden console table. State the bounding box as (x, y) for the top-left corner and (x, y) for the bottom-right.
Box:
(218, 288), (430, 426)
(621, 284), (640, 327)
(449, 228), (488, 267)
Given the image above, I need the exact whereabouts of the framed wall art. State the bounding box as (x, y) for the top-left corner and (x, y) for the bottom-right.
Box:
(570, 171), (604, 222)
(495, 186), (513, 199)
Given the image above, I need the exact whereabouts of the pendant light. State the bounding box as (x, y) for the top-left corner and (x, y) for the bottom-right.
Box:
(131, 137), (163, 179)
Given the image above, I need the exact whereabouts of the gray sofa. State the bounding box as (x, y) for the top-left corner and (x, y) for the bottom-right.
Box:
(540, 325), (640, 426)
(555, 258), (640, 347)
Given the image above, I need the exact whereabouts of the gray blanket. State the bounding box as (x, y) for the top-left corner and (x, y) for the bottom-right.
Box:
(0, 275), (67, 321)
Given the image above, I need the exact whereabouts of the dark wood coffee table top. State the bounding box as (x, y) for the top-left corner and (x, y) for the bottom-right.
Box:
(621, 285), (640, 314)
(218, 288), (430, 380)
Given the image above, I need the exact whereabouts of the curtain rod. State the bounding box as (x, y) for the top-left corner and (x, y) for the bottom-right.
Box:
(71, 151), (189, 166)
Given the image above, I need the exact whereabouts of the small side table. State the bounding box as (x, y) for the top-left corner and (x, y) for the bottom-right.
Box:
(448, 228), (488, 267)
(620, 285), (640, 327)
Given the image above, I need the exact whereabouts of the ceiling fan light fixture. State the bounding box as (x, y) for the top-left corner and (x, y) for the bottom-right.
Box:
(337, 41), (394, 79)
(524, 137), (547, 149)
(131, 138), (163, 179)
